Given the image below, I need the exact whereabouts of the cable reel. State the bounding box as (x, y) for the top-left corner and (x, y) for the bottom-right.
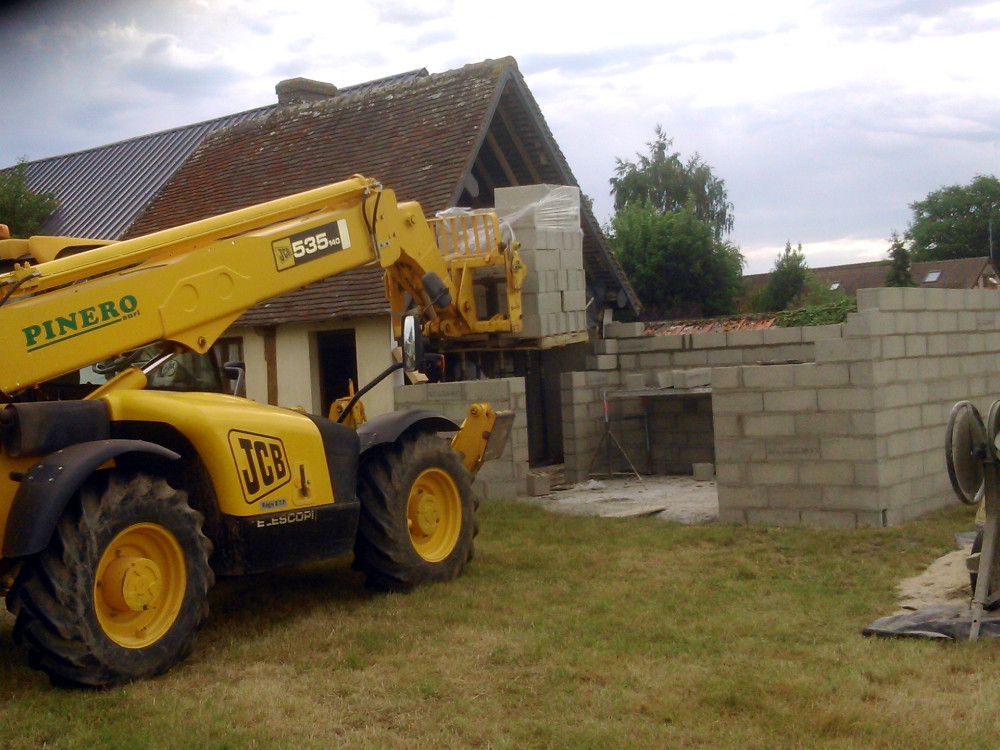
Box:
(945, 401), (993, 505)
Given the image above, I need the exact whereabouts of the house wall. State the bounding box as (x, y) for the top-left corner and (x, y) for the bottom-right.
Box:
(230, 317), (398, 416)
(394, 378), (529, 500)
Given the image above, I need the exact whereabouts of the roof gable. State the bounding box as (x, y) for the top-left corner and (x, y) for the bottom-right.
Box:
(124, 58), (639, 323)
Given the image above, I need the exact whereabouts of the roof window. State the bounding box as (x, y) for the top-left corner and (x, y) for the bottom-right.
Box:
(829, 281), (841, 290)
(924, 270), (942, 283)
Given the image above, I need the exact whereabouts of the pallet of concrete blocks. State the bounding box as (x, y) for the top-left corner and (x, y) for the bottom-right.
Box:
(494, 185), (588, 339)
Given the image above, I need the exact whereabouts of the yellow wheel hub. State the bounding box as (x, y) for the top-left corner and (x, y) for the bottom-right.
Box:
(94, 523), (186, 649)
(406, 467), (461, 563)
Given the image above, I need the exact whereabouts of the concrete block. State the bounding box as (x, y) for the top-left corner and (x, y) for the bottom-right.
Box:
(674, 368), (712, 388)
(761, 327), (802, 345)
(799, 461), (855, 485)
(526, 473), (551, 497)
(518, 246), (561, 270)
(707, 349), (743, 366)
(817, 388), (874, 412)
(726, 329), (765, 347)
(762, 389), (818, 412)
(559, 246), (584, 270)
(712, 391), (764, 415)
(792, 363), (850, 388)
(746, 508), (803, 525)
(710, 367), (739, 389)
(519, 314), (543, 338)
(604, 321), (645, 338)
(495, 184), (581, 230)
(814, 337), (880, 363)
(656, 370), (675, 388)
(522, 292), (562, 317)
(672, 351), (710, 367)
(562, 289), (587, 312)
(800, 324), (843, 342)
(743, 414), (795, 437)
(623, 372), (646, 390)
(593, 338), (619, 355)
(742, 364), (796, 389)
(691, 332), (728, 349)
(692, 463), (715, 481)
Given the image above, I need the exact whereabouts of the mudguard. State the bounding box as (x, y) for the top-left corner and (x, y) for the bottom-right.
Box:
(356, 409), (459, 455)
(2, 439), (179, 558)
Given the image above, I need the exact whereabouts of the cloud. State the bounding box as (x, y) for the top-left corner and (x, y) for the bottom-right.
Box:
(370, 0), (454, 25)
(821, 0), (1000, 40)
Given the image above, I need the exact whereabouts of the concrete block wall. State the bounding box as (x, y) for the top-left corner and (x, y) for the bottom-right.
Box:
(494, 186), (588, 339)
(713, 287), (1000, 527)
(561, 323), (843, 485)
(393, 377), (528, 500)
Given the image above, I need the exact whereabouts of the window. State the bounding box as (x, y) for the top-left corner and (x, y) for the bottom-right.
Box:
(924, 270), (942, 283)
(829, 281), (841, 291)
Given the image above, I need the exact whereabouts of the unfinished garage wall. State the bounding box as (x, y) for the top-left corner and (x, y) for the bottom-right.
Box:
(714, 287), (1000, 527)
(560, 321), (843, 485)
(394, 377), (528, 500)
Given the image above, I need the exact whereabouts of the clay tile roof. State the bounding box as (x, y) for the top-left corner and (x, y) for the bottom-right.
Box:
(744, 256), (997, 298)
(123, 57), (639, 325)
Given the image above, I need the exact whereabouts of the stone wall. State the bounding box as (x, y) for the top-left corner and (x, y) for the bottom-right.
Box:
(393, 377), (529, 500)
(714, 287), (1000, 527)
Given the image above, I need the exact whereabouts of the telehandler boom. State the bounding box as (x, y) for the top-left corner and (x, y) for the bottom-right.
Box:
(0, 175), (524, 687)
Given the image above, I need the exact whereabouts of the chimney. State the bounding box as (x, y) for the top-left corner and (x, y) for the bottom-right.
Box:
(276, 77), (338, 106)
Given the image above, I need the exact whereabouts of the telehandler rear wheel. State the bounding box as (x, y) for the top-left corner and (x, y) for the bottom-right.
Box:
(6, 471), (213, 687)
(354, 431), (477, 592)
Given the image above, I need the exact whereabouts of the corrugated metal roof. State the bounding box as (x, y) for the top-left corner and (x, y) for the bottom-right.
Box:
(10, 69), (429, 240)
(19, 107), (275, 239)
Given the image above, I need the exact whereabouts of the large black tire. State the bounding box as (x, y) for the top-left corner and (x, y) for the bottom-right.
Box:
(6, 471), (213, 687)
(353, 431), (477, 592)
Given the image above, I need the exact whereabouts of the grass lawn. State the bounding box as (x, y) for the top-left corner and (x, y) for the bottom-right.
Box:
(1, 500), (998, 749)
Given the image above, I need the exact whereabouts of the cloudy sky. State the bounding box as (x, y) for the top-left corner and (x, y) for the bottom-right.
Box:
(2, 0), (999, 273)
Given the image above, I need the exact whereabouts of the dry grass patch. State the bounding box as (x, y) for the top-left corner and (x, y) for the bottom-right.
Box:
(2, 501), (999, 748)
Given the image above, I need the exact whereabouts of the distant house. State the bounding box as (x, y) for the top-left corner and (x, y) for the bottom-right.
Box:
(744, 256), (998, 299)
(9, 57), (640, 467)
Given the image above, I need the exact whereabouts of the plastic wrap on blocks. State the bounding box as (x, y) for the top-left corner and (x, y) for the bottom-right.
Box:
(494, 184), (581, 231)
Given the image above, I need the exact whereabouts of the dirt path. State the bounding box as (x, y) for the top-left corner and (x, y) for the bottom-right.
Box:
(531, 475), (719, 523)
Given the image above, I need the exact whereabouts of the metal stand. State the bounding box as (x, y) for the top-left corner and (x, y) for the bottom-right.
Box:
(586, 389), (642, 481)
(972, 436), (1000, 640)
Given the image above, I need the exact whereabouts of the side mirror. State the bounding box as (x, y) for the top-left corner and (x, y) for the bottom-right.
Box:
(223, 361), (246, 397)
(401, 315), (424, 372)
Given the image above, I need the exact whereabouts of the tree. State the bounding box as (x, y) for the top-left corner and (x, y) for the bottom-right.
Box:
(610, 201), (743, 318)
(885, 231), (915, 287)
(610, 125), (734, 241)
(907, 174), (1000, 261)
(0, 160), (58, 238)
(608, 127), (743, 317)
(764, 242), (808, 312)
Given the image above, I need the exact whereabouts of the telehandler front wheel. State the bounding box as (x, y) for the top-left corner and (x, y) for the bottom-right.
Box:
(354, 431), (478, 592)
(6, 471), (213, 688)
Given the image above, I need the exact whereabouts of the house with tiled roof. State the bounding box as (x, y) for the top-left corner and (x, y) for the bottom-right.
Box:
(744, 256), (998, 298)
(10, 57), (638, 468)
